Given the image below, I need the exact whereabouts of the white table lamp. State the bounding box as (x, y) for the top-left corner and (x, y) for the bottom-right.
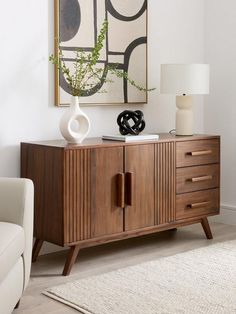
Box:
(160, 64), (209, 136)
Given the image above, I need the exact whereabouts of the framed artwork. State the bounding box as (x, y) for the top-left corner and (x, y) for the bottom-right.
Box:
(54, 0), (148, 106)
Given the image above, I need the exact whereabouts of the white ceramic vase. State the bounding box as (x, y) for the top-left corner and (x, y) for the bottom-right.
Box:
(60, 96), (90, 144)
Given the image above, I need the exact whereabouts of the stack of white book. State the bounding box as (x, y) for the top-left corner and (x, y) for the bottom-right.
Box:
(102, 134), (159, 142)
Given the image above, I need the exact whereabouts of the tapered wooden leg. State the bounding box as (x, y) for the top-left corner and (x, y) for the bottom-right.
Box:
(201, 217), (213, 239)
(32, 239), (44, 262)
(63, 245), (80, 276)
(14, 300), (20, 309)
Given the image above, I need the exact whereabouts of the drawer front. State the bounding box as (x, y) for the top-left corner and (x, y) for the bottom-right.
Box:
(176, 164), (220, 194)
(176, 139), (220, 167)
(176, 189), (220, 220)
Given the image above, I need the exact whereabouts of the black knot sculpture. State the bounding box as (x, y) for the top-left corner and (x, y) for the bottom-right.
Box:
(117, 110), (146, 135)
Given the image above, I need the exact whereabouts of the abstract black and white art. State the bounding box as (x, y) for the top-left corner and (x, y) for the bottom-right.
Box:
(55, 0), (147, 106)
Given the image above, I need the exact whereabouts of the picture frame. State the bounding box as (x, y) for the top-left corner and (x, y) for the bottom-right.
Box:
(54, 0), (148, 106)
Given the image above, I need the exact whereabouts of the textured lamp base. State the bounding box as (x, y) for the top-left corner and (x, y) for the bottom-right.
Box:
(176, 95), (193, 136)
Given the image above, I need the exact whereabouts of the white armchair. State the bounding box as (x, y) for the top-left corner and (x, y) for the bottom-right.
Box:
(0, 178), (34, 314)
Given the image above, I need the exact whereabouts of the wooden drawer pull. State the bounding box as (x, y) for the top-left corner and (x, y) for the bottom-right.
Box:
(117, 173), (125, 208)
(189, 175), (213, 183)
(187, 150), (212, 156)
(187, 201), (210, 209)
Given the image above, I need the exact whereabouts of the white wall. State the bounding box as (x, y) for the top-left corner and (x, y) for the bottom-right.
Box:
(0, 0), (206, 254)
(205, 0), (236, 224)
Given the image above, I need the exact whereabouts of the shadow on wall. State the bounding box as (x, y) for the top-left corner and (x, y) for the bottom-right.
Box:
(0, 145), (20, 177)
(48, 0), (55, 108)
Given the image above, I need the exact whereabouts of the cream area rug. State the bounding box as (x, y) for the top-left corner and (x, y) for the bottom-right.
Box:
(43, 240), (236, 314)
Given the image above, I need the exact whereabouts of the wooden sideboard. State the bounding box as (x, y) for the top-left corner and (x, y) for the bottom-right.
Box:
(21, 134), (220, 275)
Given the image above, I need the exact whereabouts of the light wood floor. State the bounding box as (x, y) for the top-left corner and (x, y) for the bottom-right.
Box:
(14, 222), (236, 314)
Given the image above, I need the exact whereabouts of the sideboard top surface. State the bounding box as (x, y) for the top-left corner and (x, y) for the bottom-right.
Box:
(21, 133), (220, 149)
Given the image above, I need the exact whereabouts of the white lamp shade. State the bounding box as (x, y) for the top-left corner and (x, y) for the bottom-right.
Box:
(160, 64), (210, 95)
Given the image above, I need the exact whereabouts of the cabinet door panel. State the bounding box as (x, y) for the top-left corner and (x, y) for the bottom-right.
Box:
(125, 144), (155, 231)
(64, 149), (92, 244)
(91, 147), (124, 238)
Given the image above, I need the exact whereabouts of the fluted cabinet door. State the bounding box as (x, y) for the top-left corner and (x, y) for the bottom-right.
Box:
(124, 144), (155, 231)
(64, 149), (92, 244)
(155, 142), (176, 225)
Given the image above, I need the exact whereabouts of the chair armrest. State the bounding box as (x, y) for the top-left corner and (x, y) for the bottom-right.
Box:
(0, 178), (34, 288)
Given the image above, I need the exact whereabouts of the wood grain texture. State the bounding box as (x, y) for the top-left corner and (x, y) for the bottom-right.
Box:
(32, 239), (44, 263)
(22, 134), (220, 149)
(90, 147), (124, 237)
(62, 245), (80, 276)
(77, 216), (207, 249)
(201, 217), (213, 239)
(176, 139), (220, 167)
(21, 143), (64, 246)
(124, 144), (155, 231)
(21, 134), (220, 275)
(155, 142), (176, 225)
(125, 172), (133, 206)
(117, 173), (125, 208)
(64, 149), (91, 244)
(176, 164), (220, 194)
(176, 188), (220, 220)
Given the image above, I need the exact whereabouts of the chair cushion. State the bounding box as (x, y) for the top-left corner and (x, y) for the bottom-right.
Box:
(0, 222), (25, 282)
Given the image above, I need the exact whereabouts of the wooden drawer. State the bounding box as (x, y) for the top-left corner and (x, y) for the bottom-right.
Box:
(176, 164), (220, 194)
(176, 189), (220, 220)
(176, 139), (220, 167)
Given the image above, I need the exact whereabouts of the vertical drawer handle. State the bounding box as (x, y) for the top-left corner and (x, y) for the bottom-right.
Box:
(117, 173), (125, 208)
(187, 201), (210, 209)
(187, 150), (212, 156)
(189, 175), (213, 183)
(125, 172), (133, 206)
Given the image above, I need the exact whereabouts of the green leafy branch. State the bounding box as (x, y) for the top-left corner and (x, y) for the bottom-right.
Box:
(49, 20), (155, 97)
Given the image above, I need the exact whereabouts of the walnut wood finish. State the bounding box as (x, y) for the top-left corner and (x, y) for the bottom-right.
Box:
(65, 215), (220, 251)
(176, 188), (220, 220)
(155, 142), (176, 225)
(23, 134), (219, 149)
(62, 245), (80, 276)
(21, 144), (64, 245)
(176, 164), (220, 194)
(201, 217), (213, 239)
(176, 139), (220, 167)
(117, 173), (125, 208)
(125, 172), (133, 206)
(64, 149), (92, 243)
(191, 175), (213, 182)
(124, 144), (155, 231)
(188, 150), (212, 156)
(32, 239), (44, 263)
(21, 134), (220, 275)
(77, 216), (204, 249)
(189, 201), (211, 209)
(90, 147), (124, 237)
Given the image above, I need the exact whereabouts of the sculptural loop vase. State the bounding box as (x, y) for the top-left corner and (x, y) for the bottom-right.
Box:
(60, 96), (90, 144)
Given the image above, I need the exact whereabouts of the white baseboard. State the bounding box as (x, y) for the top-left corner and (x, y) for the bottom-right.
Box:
(210, 204), (236, 225)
